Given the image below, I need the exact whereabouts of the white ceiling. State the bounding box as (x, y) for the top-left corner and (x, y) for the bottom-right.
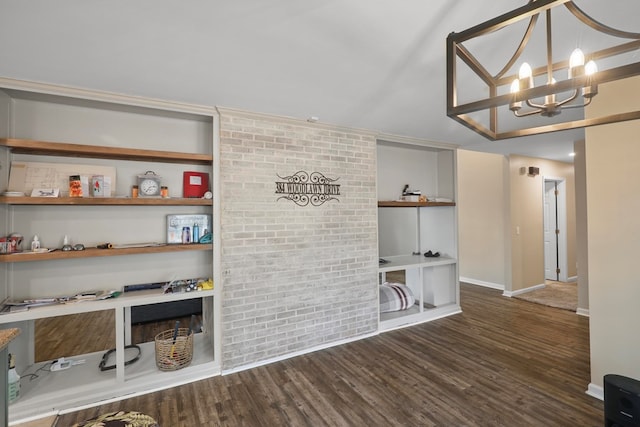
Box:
(1, 0), (638, 162)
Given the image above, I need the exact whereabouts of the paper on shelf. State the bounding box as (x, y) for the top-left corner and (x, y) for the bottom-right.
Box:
(8, 161), (116, 196)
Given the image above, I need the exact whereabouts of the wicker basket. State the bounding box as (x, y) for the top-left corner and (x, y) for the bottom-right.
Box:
(154, 328), (193, 371)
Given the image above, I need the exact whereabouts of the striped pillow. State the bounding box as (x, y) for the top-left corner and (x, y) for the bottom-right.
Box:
(379, 282), (415, 312)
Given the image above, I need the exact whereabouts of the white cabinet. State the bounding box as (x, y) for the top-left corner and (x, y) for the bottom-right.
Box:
(377, 138), (461, 331)
(0, 78), (221, 422)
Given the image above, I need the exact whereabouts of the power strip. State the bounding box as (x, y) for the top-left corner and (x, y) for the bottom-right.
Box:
(51, 357), (86, 372)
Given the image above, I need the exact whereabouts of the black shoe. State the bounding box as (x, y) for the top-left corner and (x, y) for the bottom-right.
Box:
(424, 250), (440, 258)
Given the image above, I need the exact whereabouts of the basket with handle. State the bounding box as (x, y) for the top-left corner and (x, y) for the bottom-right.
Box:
(154, 328), (193, 371)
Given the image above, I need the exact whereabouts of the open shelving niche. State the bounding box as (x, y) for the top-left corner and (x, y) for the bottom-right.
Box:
(376, 137), (461, 331)
(0, 78), (222, 422)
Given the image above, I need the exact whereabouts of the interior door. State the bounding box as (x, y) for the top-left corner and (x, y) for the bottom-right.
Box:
(544, 181), (559, 281)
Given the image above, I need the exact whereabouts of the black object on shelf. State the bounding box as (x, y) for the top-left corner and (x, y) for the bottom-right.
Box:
(131, 300), (202, 324)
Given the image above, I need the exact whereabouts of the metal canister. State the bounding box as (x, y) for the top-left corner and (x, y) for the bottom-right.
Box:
(181, 227), (191, 244)
(192, 224), (200, 243)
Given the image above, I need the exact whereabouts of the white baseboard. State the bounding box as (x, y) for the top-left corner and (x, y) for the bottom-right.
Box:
(576, 307), (590, 317)
(221, 331), (379, 376)
(10, 411), (58, 426)
(568, 275), (578, 282)
(586, 382), (604, 401)
(459, 277), (504, 290)
(503, 283), (545, 298)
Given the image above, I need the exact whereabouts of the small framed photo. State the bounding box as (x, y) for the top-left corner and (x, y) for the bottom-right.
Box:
(167, 214), (211, 244)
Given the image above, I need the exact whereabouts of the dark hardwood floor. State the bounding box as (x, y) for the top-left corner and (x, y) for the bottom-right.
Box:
(54, 283), (603, 426)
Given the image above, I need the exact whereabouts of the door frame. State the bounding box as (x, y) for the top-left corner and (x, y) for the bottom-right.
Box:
(542, 176), (568, 282)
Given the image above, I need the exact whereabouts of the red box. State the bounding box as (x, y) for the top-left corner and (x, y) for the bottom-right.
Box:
(183, 171), (209, 198)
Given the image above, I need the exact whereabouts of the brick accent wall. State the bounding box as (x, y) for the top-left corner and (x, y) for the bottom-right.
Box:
(218, 108), (379, 370)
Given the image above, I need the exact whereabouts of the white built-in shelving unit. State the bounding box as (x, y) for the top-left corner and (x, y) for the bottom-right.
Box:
(0, 78), (221, 422)
(377, 138), (461, 331)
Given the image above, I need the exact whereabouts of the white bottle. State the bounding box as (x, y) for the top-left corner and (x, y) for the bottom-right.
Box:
(8, 353), (20, 403)
(31, 235), (41, 252)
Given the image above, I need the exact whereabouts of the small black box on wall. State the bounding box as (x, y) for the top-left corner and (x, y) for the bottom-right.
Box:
(527, 166), (540, 176)
(605, 374), (640, 427)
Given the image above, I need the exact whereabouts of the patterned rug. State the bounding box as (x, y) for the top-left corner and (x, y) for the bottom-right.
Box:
(514, 281), (578, 311)
(71, 411), (159, 427)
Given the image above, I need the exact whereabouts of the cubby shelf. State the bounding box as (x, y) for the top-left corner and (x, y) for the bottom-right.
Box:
(9, 330), (217, 420)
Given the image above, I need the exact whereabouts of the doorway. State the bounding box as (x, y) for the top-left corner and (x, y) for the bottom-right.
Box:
(543, 177), (568, 282)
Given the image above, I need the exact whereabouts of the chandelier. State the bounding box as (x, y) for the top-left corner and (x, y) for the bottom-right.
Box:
(446, 0), (640, 140)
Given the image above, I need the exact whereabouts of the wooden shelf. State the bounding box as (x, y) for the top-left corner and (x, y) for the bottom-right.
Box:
(0, 196), (212, 206)
(378, 200), (456, 207)
(0, 243), (212, 263)
(0, 138), (213, 165)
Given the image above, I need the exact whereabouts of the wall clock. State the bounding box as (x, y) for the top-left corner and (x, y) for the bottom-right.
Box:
(137, 171), (162, 197)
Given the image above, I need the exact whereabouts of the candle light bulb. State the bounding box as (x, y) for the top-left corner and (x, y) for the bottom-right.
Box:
(510, 79), (520, 93)
(518, 63), (533, 90)
(569, 48), (585, 68)
(519, 63), (532, 79)
(509, 78), (522, 112)
(568, 48), (586, 79)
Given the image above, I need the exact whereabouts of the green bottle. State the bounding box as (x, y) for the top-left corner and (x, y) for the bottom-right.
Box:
(8, 353), (20, 403)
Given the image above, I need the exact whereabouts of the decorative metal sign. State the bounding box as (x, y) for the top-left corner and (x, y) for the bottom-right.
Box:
(275, 171), (340, 206)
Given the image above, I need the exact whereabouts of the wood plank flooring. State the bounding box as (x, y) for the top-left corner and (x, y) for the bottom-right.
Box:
(35, 312), (199, 362)
(35, 310), (116, 362)
(53, 283), (603, 426)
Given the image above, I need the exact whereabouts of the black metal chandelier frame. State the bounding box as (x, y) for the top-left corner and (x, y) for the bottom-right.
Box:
(446, 0), (640, 140)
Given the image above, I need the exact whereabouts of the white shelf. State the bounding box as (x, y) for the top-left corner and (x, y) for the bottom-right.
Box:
(9, 333), (218, 421)
(378, 254), (456, 272)
(378, 257), (460, 332)
(0, 289), (216, 324)
(122, 336), (215, 383)
(380, 303), (462, 331)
